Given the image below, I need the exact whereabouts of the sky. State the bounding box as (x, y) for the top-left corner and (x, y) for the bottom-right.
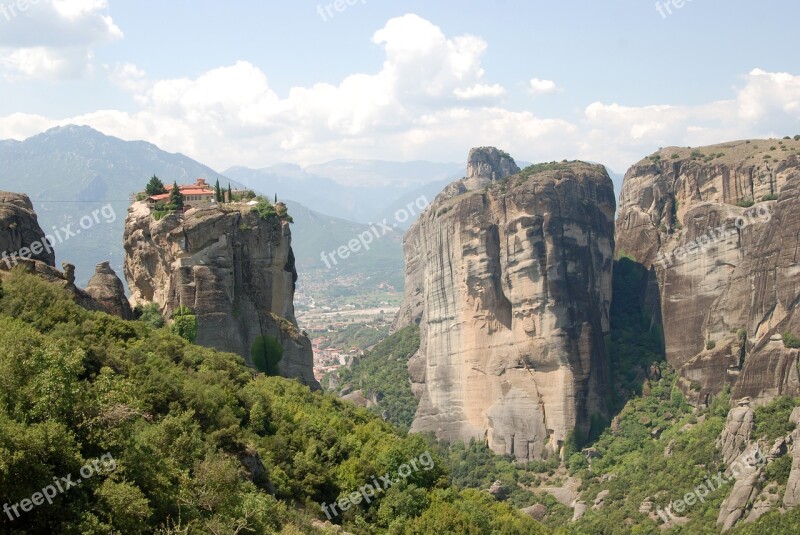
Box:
(0, 0), (799, 175)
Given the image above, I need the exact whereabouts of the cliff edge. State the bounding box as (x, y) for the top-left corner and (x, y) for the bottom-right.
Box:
(396, 149), (615, 460)
(124, 200), (318, 388)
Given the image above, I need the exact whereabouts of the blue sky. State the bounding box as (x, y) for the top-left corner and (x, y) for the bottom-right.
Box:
(1, 0), (798, 175)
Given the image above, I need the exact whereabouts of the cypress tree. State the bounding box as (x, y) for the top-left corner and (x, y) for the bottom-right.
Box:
(169, 181), (184, 210)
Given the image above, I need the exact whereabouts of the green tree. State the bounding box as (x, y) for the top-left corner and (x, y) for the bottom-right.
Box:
(145, 175), (167, 196)
(227, 183), (233, 203)
(169, 181), (184, 210)
(170, 306), (196, 342)
(251, 335), (283, 376)
(214, 179), (223, 203)
(135, 302), (164, 328)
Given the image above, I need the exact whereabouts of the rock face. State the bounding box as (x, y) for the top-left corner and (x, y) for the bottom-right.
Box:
(0, 191), (56, 267)
(396, 149), (615, 460)
(616, 141), (800, 404)
(784, 408), (800, 508)
(85, 261), (135, 320)
(124, 201), (317, 388)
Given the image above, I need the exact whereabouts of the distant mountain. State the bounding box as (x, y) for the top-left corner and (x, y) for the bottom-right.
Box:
(224, 159), (463, 225)
(0, 125), (407, 294)
(0, 125), (238, 286)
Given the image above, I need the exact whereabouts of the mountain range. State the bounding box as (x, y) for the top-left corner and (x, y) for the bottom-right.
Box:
(0, 125), (465, 290)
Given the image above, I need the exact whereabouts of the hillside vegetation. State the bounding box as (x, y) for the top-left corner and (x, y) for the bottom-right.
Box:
(0, 269), (547, 534)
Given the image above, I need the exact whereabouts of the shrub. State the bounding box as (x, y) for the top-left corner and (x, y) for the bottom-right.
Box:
(783, 332), (800, 349)
(795, 135), (800, 141)
(135, 302), (164, 328)
(253, 197), (278, 220)
(170, 306), (197, 342)
(735, 200), (755, 208)
(754, 397), (798, 440)
(671, 153), (680, 159)
(706, 340), (716, 350)
(761, 194), (779, 201)
(764, 454), (793, 484)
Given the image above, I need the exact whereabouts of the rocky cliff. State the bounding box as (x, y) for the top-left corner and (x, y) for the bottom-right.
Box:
(616, 140), (800, 405)
(1, 190), (131, 317)
(396, 149), (616, 460)
(123, 201), (317, 388)
(0, 191), (56, 267)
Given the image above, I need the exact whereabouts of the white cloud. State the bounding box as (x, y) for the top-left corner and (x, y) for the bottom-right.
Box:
(454, 84), (506, 101)
(1, 15), (800, 174)
(529, 78), (560, 96)
(0, 0), (121, 79)
(108, 62), (148, 93)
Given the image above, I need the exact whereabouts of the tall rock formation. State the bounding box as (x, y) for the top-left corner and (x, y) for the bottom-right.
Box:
(85, 261), (135, 320)
(0, 191), (56, 267)
(124, 201), (317, 388)
(396, 149), (615, 460)
(616, 140), (800, 405)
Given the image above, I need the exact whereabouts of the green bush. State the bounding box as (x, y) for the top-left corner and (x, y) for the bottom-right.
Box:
(170, 305), (197, 342)
(754, 397), (799, 441)
(764, 454), (793, 484)
(735, 200), (755, 208)
(706, 340), (717, 350)
(761, 193), (779, 201)
(135, 302), (164, 328)
(783, 332), (800, 349)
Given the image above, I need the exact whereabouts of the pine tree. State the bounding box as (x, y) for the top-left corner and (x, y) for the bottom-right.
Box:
(214, 179), (222, 202)
(274, 193), (277, 203)
(145, 175), (167, 196)
(228, 184), (233, 203)
(169, 181), (184, 210)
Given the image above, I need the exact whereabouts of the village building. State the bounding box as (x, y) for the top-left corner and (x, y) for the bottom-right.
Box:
(147, 178), (217, 208)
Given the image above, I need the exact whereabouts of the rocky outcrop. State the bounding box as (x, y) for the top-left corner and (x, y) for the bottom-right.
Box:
(0, 191), (55, 267)
(123, 201), (317, 388)
(783, 407), (800, 508)
(1, 191), (134, 318)
(717, 398), (755, 465)
(85, 261), (134, 320)
(616, 140), (800, 404)
(712, 398), (800, 531)
(397, 149), (615, 460)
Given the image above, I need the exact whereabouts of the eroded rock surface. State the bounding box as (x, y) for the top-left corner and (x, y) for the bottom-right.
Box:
(85, 261), (134, 320)
(397, 149), (615, 460)
(0, 191), (55, 267)
(616, 141), (800, 404)
(124, 201), (317, 387)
